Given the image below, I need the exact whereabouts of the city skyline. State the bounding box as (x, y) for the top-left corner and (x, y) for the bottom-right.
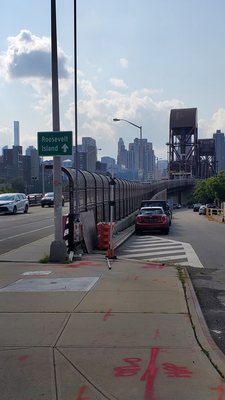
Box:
(1, 1), (225, 160)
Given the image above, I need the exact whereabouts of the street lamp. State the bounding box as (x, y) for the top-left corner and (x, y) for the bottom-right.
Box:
(113, 118), (142, 140)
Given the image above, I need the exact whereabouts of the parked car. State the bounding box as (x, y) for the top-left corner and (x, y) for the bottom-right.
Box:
(140, 200), (172, 225)
(41, 192), (64, 207)
(193, 203), (201, 212)
(199, 205), (206, 215)
(135, 206), (170, 235)
(0, 193), (29, 214)
(173, 203), (182, 209)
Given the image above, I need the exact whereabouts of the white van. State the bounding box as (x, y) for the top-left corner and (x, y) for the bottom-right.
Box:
(0, 193), (29, 214)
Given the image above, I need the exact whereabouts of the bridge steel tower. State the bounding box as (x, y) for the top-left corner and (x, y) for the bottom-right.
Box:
(168, 108), (198, 179)
(197, 138), (216, 178)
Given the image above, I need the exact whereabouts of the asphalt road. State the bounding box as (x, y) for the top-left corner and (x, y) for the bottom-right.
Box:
(138, 208), (225, 355)
(0, 205), (56, 254)
(168, 208), (225, 268)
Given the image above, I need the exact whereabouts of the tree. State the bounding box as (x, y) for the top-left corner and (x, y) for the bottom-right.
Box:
(193, 179), (214, 204)
(208, 172), (225, 203)
(10, 177), (26, 193)
(193, 172), (225, 205)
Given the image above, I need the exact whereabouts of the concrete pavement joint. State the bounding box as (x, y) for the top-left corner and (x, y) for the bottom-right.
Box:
(55, 347), (118, 400)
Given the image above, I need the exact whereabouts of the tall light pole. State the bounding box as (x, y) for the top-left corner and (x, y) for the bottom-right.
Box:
(113, 118), (143, 178)
(113, 118), (142, 140)
(49, 0), (67, 262)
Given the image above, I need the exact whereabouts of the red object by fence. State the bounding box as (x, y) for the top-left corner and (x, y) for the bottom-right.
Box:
(97, 222), (115, 250)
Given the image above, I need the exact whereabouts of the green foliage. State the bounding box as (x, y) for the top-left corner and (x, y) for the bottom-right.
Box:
(9, 177), (26, 193)
(209, 171), (225, 202)
(193, 172), (225, 204)
(40, 255), (50, 263)
(193, 179), (214, 204)
(0, 178), (12, 193)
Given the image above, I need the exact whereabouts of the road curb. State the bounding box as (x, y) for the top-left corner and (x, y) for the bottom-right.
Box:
(184, 267), (225, 377)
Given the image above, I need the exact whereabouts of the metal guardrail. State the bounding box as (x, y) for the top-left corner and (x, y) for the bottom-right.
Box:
(27, 194), (43, 206)
(206, 208), (225, 222)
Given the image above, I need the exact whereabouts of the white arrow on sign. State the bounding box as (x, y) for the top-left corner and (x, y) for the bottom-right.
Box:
(62, 144), (69, 153)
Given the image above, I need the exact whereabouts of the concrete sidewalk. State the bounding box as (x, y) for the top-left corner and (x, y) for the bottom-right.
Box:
(0, 237), (225, 399)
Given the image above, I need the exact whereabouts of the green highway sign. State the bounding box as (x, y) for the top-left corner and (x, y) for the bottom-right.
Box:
(37, 131), (72, 156)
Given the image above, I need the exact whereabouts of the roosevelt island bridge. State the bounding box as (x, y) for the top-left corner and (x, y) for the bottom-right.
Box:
(48, 107), (214, 257)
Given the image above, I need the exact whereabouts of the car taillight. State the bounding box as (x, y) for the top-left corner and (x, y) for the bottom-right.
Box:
(161, 215), (167, 222)
(136, 216), (143, 222)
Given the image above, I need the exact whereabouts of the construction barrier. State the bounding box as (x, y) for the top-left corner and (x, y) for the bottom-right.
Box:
(97, 222), (115, 250)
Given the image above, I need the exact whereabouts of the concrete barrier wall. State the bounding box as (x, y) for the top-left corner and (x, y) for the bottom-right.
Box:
(151, 189), (167, 200)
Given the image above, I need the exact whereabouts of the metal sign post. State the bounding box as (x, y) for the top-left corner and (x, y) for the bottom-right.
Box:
(107, 177), (117, 259)
(49, 0), (67, 262)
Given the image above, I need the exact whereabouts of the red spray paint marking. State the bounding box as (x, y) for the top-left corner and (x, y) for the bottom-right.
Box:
(154, 329), (160, 340)
(210, 384), (225, 400)
(64, 261), (99, 268)
(142, 263), (166, 269)
(18, 355), (28, 362)
(114, 358), (142, 377)
(140, 347), (160, 400)
(75, 385), (89, 400)
(103, 308), (112, 321)
(162, 363), (192, 378)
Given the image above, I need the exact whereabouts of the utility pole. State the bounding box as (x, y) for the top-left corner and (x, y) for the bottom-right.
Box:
(49, 0), (67, 262)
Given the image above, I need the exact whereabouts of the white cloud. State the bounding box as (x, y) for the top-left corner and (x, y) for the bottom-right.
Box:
(0, 30), (73, 114)
(64, 75), (185, 158)
(119, 58), (128, 68)
(109, 78), (127, 88)
(0, 30), (71, 80)
(199, 108), (225, 138)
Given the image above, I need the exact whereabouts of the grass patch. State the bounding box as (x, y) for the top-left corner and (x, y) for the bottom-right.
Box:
(40, 255), (50, 263)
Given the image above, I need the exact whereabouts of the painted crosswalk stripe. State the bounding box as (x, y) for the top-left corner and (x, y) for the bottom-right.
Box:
(123, 245), (184, 253)
(124, 244), (183, 252)
(118, 236), (204, 268)
(120, 249), (186, 258)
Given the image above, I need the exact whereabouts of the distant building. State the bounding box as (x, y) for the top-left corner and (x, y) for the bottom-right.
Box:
(96, 161), (107, 174)
(62, 159), (73, 168)
(74, 151), (87, 170)
(126, 138), (155, 181)
(82, 137), (97, 172)
(14, 121), (20, 146)
(101, 156), (116, 176)
(26, 146), (36, 156)
(117, 138), (127, 168)
(213, 130), (225, 172)
(1, 145), (23, 180)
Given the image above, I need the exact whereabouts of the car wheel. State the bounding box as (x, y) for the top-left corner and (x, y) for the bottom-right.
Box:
(135, 228), (141, 235)
(24, 204), (28, 214)
(164, 228), (169, 235)
(12, 206), (17, 215)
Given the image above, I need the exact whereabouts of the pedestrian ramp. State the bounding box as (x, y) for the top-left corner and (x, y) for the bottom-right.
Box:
(117, 236), (204, 268)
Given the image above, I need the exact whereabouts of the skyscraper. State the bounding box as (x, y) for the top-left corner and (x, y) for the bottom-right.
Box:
(213, 130), (225, 172)
(14, 121), (20, 146)
(82, 137), (97, 172)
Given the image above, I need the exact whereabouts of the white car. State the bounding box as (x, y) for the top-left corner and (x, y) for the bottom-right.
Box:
(0, 193), (29, 214)
(199, 205), (206, 215)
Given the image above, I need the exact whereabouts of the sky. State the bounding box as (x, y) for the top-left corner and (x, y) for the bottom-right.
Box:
(1, 0), (225, 161)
